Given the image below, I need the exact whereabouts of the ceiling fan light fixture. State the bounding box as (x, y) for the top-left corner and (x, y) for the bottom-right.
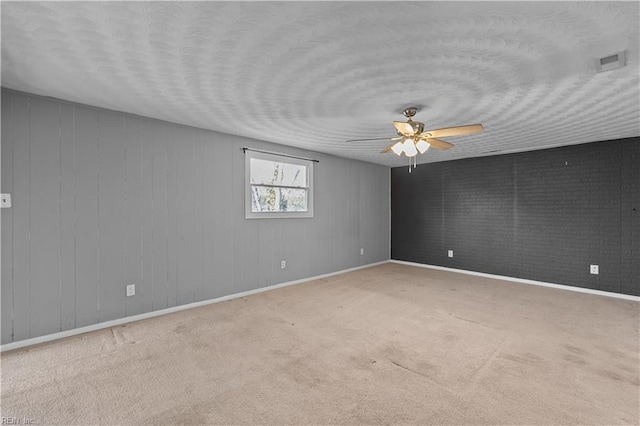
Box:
(416, 140), (430, 154)
(403, 138), (418, 157)
(350, 106), (483, 170)
(391, 141), (404, 156)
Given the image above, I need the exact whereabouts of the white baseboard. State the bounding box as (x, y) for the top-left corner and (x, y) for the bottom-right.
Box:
(390, 260), (640, 302)
(1, 260), (389, 352)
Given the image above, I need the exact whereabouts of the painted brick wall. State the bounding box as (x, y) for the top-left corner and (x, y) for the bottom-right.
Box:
(391, 138), (639, 296)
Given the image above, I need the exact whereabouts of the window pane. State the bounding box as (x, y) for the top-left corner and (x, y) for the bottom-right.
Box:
(251, 186), (308, 212)
(250, 158), (307, 187)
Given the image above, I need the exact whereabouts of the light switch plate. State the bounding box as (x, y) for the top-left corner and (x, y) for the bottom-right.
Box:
(1, 193), (11, 208)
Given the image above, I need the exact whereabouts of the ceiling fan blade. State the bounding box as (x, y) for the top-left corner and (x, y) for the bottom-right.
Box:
(423, 137), (454, 150)
(393, 121), (415, 136)
(380, 140), (402, 153)
(346, 136), (401, 142)
(424, 124), (483, 138)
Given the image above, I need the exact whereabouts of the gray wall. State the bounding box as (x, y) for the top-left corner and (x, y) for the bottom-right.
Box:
(0, 90), (390, 344)
(391, 138), (639, 296)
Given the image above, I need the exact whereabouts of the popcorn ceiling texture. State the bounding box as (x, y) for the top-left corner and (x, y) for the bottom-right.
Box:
(2, 2), (639, 166)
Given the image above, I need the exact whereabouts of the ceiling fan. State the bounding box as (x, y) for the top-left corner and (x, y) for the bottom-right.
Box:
(347, 107), (483, 171)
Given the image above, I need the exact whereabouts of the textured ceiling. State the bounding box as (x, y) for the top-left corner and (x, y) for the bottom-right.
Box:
(2, 2), (639, 167)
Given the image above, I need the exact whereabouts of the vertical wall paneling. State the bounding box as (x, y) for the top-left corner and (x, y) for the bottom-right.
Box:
(243, 203), (259, 290)
(242, 138), (259, 288)
(283, 219), (306, 284)
(176, 127), (195, 305)
(124, 116), (143, 316)
(59, 103), (76, 331)
(201, 133), (216, 299)
(193, 130), (204, 301)
(74, 107), (100, 327)
(210, 135), (234, 298)
(350, 163), (362, 266)
(349, 163), (360, 267)
(380, 168), (391, 261)
(272, 221), (283, 285)
(334, 158), (349, 271)
(97, 111), (126, 322)
(10, 94), (30, 340)
(343, 159), (354, 269)
(311, 156), (334, 276)
(359, 164), (376, 265)
(1, 90), (391, 344)
(29, 98), (61, 337)
(367, 166), (380, 264)
(256, 218), (273, 289)
(305, 161), (322, 277)
(357, 165), (367, 266)
(1, 93), (14, 343)
(165, 125), (178, 307)
(371, 164), (385, 263)
(332, 158), (350, 271)
(151, 122), (168, 310)
(300, 218), (313, 279)
(140, 120), (154, 313)
(231, 137), (244, 293)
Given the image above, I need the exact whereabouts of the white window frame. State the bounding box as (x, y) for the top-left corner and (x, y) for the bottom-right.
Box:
(245, 150), (314, 219)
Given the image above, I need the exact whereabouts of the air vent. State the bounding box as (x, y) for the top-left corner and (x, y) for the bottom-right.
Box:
(596, 50), (626, 73)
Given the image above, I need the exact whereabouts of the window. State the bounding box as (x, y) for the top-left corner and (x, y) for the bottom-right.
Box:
(245, 150), (314, 219)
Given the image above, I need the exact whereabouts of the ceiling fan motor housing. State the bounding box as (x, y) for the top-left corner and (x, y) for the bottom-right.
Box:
(401, 107), (424, 134)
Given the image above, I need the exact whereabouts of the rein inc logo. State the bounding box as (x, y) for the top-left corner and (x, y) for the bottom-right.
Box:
(1, 417), (35, 425)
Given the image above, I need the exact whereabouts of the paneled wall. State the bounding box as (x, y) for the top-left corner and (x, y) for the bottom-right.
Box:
(391, 138), (639, 295)
(0, 90), (390, 344)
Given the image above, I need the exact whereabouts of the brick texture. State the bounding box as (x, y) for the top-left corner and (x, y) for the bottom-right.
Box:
(391, 137), (639, 296)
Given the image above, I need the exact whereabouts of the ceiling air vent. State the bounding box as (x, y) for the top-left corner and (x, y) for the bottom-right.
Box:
(596, 50), (626, 73)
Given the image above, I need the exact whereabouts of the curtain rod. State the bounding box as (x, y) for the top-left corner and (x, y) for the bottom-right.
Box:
(242, 147), (319, 163)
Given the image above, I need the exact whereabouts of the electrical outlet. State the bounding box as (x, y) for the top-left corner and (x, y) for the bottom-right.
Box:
(281, 260), (286, 269)
(126, 284), (136, 297)
(448, 250), (454, 258)
(590, 264), (599, 275)
(1, 193), (11, 208)
(360, 248), (364, 255)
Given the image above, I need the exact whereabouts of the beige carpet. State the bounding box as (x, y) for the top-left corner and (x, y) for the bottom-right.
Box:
(1, 263), (639, 425)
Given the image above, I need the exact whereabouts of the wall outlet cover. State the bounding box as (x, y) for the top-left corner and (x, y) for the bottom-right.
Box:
(448, 250), (454, 258)
(1, 193), (11, 208)
(281, 260), (286, 269)
(590, 265), (599, 275)
(126, 284), (136, 297)
(360, 248), (364, 255)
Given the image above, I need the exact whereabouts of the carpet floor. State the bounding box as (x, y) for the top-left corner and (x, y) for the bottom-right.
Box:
(1, 263), (638, 425)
